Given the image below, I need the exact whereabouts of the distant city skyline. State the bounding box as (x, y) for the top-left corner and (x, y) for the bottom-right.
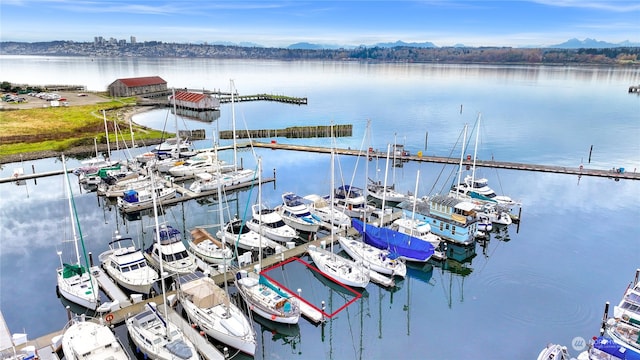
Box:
(1, 0), (639, 48)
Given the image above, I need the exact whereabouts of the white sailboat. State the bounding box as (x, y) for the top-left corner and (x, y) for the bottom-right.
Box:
(307, 131), (370, 289)
(125, 180), (198, 360)
(187, 227), (234, 265)
(187, 149), (236, 266)
(56, 155), (101, 311)
(176, 271), (257, 356)
(61, 314), (129, 360)
(450, 114), (518, 210)
(176, 128), (256, 354)
(235, 157), (301, 324)
(339, 143), (407, 279)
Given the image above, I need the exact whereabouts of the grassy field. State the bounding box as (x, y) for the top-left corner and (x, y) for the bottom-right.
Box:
(0, 98), (167, 158)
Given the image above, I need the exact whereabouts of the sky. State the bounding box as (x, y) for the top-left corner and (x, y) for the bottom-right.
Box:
(0, 0), (638, 48)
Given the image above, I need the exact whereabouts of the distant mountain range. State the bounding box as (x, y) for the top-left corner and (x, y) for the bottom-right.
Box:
(284, 38), (639, 50)
(548, 38), (640, 49)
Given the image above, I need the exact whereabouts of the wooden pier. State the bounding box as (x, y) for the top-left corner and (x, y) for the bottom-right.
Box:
(219, 124), (352, 140)
(248, 141), (640, 181)
(218, 94), (307, 105)
(1, 142), (638, 185)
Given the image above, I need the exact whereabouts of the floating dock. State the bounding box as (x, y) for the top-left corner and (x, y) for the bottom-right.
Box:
(2, 141), (638, 184)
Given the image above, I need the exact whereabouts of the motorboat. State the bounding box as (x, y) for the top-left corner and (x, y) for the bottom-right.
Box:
(367, 179), (409, 205)
(536, 343), (571, 360)
(98, 231), (159, 294)
(189, 169), (256, 193)
(276, 192), (323, 233)
(144, 224), (198, 275)
(246, 203), (297, 243)
(117, 185), (177, 213)
(331, 185), (377, 219)
(613, 268), (640, 326)
(168, 152), (231, 177)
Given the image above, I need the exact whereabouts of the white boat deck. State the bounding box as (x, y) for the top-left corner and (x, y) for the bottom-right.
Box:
(369, 270), (395, 288)
(278, 288), (325, 324)
(93, 266), (133, 308)
(160, 305), (226, 360)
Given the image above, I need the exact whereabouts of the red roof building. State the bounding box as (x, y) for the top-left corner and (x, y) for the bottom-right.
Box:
(108, 76), (167, 97)
(170, 91), (220, 111)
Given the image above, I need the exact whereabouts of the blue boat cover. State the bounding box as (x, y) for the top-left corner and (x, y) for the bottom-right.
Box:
(352, 218), (434, 262)
(592, 336), (640, 360)
(166, 339), (193, 360)
(122, 190), (139, 203)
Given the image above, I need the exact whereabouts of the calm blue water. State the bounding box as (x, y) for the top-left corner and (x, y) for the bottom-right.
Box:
(0, 57), (639, 359)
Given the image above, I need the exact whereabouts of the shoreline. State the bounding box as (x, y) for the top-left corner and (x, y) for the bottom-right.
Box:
(0, 105), (160, 166)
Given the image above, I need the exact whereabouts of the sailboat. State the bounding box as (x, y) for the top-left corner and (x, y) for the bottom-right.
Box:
(367, 136), (409, 206)
(147, 88), (196, 171)
(235, 157), (301, 324)
(56, 155), (101, 311)
(125, 176), (198, 360)
(187, 145), (236, 266)
(338, 143), (407, 278)
(307, 128), (371, 289)
(176, 127), (257, 355)
(450, 114), (518, 210)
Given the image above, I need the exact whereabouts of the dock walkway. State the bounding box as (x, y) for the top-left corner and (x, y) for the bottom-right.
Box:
(2, 142), (637, 184)
(93, 266), (133, 309)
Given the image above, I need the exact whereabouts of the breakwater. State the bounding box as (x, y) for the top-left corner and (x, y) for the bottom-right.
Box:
(219, 124), (352, 139)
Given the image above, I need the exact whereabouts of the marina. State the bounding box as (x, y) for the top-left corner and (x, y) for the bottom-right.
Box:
(0, 58), (638, 360)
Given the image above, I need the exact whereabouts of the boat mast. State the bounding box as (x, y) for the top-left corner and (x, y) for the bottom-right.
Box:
(471, 113), (481, 185)
(329, 123), (336, 257)
(230, 80), (238, 172)
(257, 157), (263, 273)
(455, 124), (468, 199)
(62, 155), (81, 266)
(380, 143), (391, 214)
(409, 170), (420, 245)
(102, 110), (111, 161)
(63, 154), (98, 302)
(172, 88), (180, 158)
(150, 171), (170, 337)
